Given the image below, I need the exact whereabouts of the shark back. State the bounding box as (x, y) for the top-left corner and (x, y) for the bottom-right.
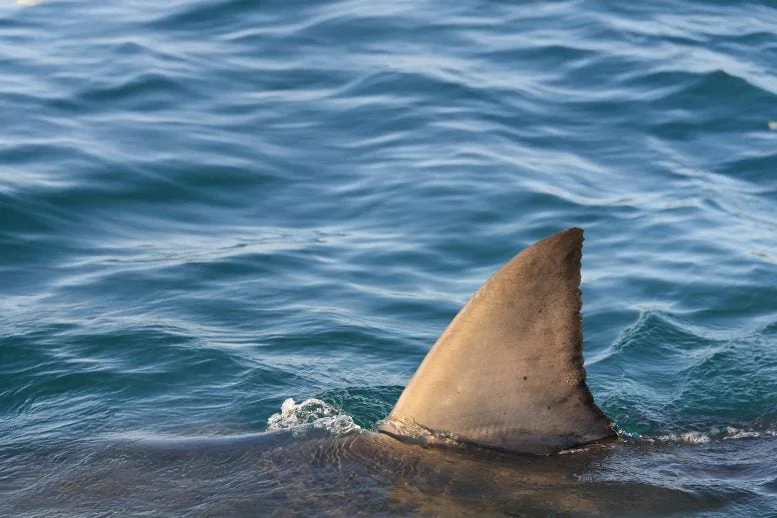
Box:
(379, 228), (615, 454)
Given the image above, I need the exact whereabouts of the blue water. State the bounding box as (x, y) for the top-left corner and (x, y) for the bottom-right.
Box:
(2, 0), (777, 515)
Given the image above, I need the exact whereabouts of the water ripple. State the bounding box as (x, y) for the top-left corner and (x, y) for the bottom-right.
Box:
(1, 0), (777, 514)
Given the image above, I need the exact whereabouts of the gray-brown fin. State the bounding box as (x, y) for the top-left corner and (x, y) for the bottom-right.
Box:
(379, 228), (615, 454)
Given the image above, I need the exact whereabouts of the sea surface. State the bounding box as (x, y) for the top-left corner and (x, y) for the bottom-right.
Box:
(1, 0), (776, 516)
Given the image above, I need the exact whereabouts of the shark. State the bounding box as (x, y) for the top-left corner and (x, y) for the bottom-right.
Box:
(3, 228), (740, 517)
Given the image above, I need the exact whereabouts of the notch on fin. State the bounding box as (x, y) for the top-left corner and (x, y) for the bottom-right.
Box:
(379, 228), (615, 454)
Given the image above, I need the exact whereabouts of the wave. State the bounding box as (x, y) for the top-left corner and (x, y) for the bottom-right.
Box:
(268, 398), (777, 451)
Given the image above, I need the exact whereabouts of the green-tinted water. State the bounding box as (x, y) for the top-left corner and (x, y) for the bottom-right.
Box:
(1, 0), (776, 515)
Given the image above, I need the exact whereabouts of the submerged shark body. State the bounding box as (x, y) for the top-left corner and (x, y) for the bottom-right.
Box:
(4, 229), (750, 516)
(7, 419), (745, 516)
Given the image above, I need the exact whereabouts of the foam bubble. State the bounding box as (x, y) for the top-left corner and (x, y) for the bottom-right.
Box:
(721, 426), (777, 440)
(266, 398), (360, 436)
(628, 425), (777, 445)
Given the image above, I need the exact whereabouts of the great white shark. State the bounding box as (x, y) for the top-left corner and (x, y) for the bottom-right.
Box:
(4, 228), (743, 517)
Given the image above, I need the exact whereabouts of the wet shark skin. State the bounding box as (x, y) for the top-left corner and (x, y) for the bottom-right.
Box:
(380, 228), (615, 453)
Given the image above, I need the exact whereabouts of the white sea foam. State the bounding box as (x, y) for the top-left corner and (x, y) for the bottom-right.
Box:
(631, 426), (777, 445)
(719, 426), (777, 440)
(266, 398), (360, 436)
(656, 431), (711, 444)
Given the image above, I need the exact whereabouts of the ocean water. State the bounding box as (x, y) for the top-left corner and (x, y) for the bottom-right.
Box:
(1, 0), (776, 515)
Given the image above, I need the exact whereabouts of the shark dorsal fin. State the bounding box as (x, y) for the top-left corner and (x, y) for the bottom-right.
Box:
(379, 228), (615, 454)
